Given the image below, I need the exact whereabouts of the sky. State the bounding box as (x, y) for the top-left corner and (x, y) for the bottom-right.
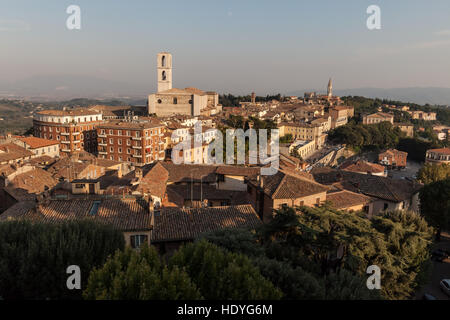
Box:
(1, 0), (450, 95)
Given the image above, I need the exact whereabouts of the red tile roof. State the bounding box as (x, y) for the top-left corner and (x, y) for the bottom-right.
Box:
(16, 136), (59, 149)
(0, 198), (152, 232)
(151, 205), (261, 242)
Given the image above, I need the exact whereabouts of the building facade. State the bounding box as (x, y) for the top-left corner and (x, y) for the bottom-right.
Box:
(97, 120), (166, 166)
(425, 148), (450, 165)
(33, 109), (103, 156)
(362, 112), (394, 125)
(148, 52), (221, 117)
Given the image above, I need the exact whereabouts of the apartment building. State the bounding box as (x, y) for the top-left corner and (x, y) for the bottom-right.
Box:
(329, 107), (348, 129)
(97, 120), (165, 166)
(33, 109), (103, 156)
(425, 148), (450, 165)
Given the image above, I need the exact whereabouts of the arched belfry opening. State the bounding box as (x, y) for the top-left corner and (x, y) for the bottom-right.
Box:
(157, 52), (172, 92)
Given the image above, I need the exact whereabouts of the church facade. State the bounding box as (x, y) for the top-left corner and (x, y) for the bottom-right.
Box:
(148, 52), (221, 117)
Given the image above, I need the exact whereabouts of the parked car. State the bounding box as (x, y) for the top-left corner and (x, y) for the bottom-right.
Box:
(440, 279), (450, 296)
(423, 293), (437, 300)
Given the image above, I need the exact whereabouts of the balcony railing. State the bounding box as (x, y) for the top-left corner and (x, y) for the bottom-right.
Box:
(61, 132), (70, 136)
(98, 151), (107, 155)
(61, 140), (70, 144)
(132, 154), (142, 158)
(132, 145), (142, 149)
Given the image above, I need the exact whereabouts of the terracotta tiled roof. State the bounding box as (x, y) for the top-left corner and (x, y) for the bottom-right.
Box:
(340, 160), (385, 174)
(326, 190), (373, 209)
(36, 109), (101, 116)
(215, 166), (260, 176)
(310, 168), (422, 202)
(166, 184), (248, 205)
(16, 136), (59, 149)
(427, 148), (450, 155)
(160, 162), (218, 183)
(4, 168), (58, 201)
(151, 205), (261, 242)
(138, 162), (169, 198)
(251, 170), (329, 199)
(0, 143), (34, 162)
(0, 199), (152, 231)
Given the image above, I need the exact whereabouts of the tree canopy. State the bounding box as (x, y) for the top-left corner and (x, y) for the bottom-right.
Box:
(0, 220), (125, 300)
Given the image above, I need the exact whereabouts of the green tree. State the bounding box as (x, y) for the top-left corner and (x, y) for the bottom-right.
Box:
(83, 246), (202, 300)
(417, 163), (450, 184)
(0, 220), (125, 300)
(419, 178), (450, 239)
(169, 240), (282, 300)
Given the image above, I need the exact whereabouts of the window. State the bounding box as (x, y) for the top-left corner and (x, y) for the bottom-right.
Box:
(161, 55), (166, 67)
(173, 98), (178, 104)
(118, 139), (122, 145)
(109, 138), (113, 144)
(157, 99), (162, 104)
(131, 234), (148, 249)
(118, 130), (122, 136)
(383, 203), (388, 211)
(75, 184), (84, 189)
(162, 71), (166, 81)
(110, 147), (114, 152)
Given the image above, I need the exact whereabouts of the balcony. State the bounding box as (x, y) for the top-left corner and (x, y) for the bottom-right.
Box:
(61, 140), (70, 144)
(98, 142), (107, 146)
(72, 131), (80, 135)
(132, 137), (142, 141)
(73, 140), (80, 143)
(98, 151), (107, 155)
(132, 154), (142, 158)
(132, 145), (142, 149)
(98, 133), (107, 138)
(61, 132), (70, 136)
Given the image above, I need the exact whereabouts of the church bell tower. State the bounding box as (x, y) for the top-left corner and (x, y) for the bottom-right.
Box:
(157, 52), (172, 92)
(327, 78), (333, 98)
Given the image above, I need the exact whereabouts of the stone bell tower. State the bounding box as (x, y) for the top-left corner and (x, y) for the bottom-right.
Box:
(157, 52), (172, 92)
(327, 78), (333, 98)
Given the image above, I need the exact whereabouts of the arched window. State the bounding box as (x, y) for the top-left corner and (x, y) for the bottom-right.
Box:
(161, 55), (166, 67)
(162, 71), (166, 80)
(173, 98), (178, 104)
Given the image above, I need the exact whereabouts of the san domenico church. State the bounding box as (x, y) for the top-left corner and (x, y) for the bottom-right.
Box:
(147, 52), (222, 117)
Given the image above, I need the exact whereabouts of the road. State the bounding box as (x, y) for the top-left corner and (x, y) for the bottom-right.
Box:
(387, 160), (422, 180)
(415, 232), (450, 300)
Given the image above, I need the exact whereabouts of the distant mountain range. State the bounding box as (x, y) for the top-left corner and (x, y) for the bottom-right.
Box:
(0, 75), (150, 102)
(287, 87), (450, 106)
(2, 75), (450, 106)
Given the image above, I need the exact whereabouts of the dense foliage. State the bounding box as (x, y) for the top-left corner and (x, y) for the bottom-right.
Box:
(83, 246), (202, 300)
(84, 240), (282, 300)
(203, 206), (433, 300)
(169, 240), (282, 300)
(328, 122), (404, 152)
(0, 220), (125, 300)
(419, 178), (450, 238)
(417, 163), (450, 184)
(219, 93), (282, 107)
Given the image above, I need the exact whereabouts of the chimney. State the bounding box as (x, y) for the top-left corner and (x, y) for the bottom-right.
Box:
(135, 167), (143, 180)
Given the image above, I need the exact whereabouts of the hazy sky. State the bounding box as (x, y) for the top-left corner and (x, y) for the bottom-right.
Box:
(2, 0), (450, 95)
